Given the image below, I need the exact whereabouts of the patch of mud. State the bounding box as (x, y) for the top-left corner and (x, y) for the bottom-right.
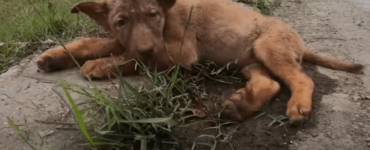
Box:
(171, 63), (338, 150)
(170, 0), (370, 149)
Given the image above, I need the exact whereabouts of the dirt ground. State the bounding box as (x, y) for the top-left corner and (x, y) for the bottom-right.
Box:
(1, 0), (370, 149)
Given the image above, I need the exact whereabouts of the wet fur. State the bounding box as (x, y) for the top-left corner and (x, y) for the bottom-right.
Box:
(36, 0), (364, 124)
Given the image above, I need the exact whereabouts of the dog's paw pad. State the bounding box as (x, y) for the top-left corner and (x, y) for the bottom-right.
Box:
(79, 60), (111, 79)
(220, 89), (254, 121)
(286, 101), (311, 126)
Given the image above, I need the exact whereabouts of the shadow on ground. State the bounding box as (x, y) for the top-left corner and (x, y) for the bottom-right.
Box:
(172, 63), (339, 150)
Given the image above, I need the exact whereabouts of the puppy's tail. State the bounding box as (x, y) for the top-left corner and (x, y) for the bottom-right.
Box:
(302, 51), (364, 74)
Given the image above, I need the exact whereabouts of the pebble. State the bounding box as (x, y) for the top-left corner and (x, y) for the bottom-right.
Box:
(280, 142), (287, 146)
(38, 130), (55, 137)
(355, 20), (363, 26)
(352, 94), (360, 101)
(366, 137), (370, 142)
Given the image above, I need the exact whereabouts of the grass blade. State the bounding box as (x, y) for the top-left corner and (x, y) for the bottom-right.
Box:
(61, 82), (95, 148)
(118, 114), (174, 124)
(7, 117), (36, 150)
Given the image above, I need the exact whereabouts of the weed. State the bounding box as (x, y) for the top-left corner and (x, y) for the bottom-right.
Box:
(60, 63), (189, 149)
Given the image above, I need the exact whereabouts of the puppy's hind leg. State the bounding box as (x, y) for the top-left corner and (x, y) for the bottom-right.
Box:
(241, 64), (281, 111)
(253, 35), (314, 126)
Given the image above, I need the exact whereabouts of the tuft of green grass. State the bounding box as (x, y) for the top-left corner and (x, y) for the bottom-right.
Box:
(60, 63), (192, 150)
(57, 58), (249, 150)
(0, 0), (102, 72)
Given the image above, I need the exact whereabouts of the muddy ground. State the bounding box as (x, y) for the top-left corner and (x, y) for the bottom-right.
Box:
(1, 0), (370, 149)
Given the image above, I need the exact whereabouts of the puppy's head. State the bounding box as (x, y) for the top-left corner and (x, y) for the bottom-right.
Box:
(71, 0), (176, 64)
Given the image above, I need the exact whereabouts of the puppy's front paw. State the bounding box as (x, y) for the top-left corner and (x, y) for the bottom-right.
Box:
(79, 59), (114, 79)
(220, 89), (254, 122)
(286, 97), (312, 126)
(36, 49), (75, 71)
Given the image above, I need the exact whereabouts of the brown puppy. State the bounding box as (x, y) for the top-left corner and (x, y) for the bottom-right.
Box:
(222, 64), (280, 121)
(36, 0), (364, 124)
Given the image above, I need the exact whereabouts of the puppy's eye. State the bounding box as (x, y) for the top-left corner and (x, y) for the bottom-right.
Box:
(149, 9), (158, 18)
(150, 13), (157, 18)
(117, 20), (125, 27)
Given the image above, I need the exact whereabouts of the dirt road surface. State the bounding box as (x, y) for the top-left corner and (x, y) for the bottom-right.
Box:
(0, 0), (369, 149)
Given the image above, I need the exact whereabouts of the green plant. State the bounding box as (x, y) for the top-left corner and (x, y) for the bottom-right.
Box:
(0, 0), (102, 72)
(61, 64), (185, 149)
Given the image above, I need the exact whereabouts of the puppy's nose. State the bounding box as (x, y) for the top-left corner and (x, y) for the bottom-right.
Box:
(138, 45), (154, 57)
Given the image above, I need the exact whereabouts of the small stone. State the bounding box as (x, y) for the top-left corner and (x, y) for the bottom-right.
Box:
(368, 143), (370, 147)
(280, 142), (287, 145)
(366, 137), (370, 142)
(38, 130), (55, 137)
(365, 96), (370, 100)
(358, 122), (364, 127)
(355, 20), (363, 26)
(4, 102), (8, 106)
(352, 94), (360, 101)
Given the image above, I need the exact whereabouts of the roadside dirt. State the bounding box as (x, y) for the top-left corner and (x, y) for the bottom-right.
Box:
(1, 0), (369, 150)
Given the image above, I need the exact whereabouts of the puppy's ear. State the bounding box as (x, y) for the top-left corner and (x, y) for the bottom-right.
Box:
(157, 0), (176, 11)
(71, 1), (111, 33)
